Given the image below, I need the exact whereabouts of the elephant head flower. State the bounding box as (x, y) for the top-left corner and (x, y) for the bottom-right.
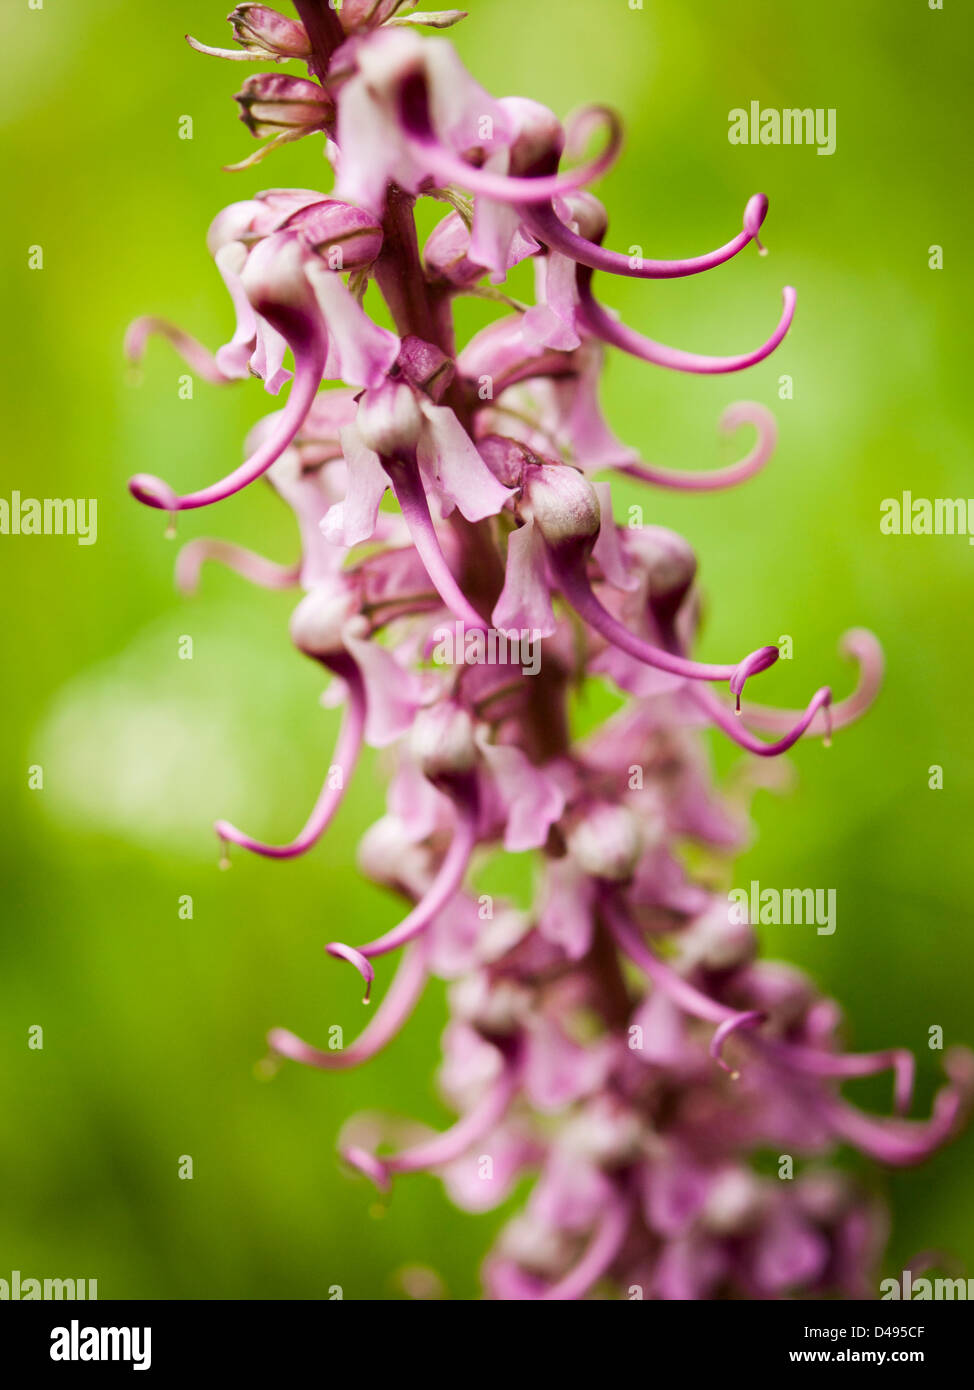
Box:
(127, 1), (970, 1300)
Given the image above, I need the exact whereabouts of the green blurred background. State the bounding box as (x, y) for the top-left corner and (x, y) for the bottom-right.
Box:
(1, 0), (971, 1299)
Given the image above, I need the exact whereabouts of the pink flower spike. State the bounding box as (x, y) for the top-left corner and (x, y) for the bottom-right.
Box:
(128, 4), (968, 1299)
(578, 274), (797, 376)
(613, 402), (777, 494)
(214, 658), (366, 859)
(522, 192), (768, 280)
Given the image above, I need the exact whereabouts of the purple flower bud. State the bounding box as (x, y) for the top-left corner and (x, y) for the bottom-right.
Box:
(567, 802), (643, 882)
(355, 380), (424, 457)
(339, 0), (413, 33)
(205, 189), (324, 254)
(229, 5), (312, 59)
(234, 72), (333, 140)
(288, 588), (357, 659)
(240, 232), (317, 322)
(396, 334), (455, 399)
(522, 461), (602, 550)
(409, 703), (478, 781)
(424, 212), (485, 287)
(501, 97), (565, 176)
(559, 190), (609, 243)
(286, 198), (384, 270)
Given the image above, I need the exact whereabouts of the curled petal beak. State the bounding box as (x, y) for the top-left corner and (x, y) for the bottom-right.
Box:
(579, 274), (797, 376)
(613, 402), (777, 494)
(522, 189), (769, 281)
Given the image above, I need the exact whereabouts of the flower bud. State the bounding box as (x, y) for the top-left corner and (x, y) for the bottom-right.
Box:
(289, 587), (356, 658)
(240, 232), (315, 321)
(287, 199), (383, 271)
(424, 212), (485, 288)
(627, 524), (697, 623)
(449, 972), (532, 1036)
(500, 97), (565, 176)
(229, 5), (312, 59)
(567, 802), (643, 881)
(562, 191), (609, 243)
(396, 335), (455, 399)
(680, 900), (756, 971)
(206, 200), (266, 255)
(560, 1096), (643, 1164)
(702, 1168), (763, 1234)
(410, 702), (478, 781)
(206, 190), (327, 257)
(522, 462), (601, 549)
(477, 436), (535, 489)
(235, 73), (334, 140)
(356, 815), (430, 892)
(795, 1171), (850, 1224)
(498, 1214), (568, 1273)
(355, 379), (424, 457)
(339, 0), (408, 33)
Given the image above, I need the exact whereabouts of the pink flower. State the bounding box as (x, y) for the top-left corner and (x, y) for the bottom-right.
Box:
(127, 2), (971, 1301)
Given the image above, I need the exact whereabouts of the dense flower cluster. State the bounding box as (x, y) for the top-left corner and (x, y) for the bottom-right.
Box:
(129, 2), (971, 1299)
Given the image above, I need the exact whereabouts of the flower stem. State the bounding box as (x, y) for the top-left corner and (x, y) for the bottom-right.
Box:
(292, 0), (346, 83)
